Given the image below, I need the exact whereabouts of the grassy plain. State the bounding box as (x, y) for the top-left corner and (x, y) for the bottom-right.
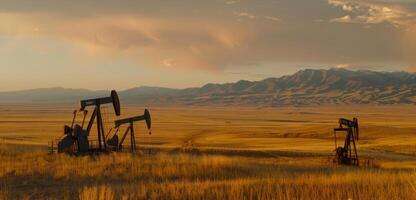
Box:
(1, 104), (416, 199)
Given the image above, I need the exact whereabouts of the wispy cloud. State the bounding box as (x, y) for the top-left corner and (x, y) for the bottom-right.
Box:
(234, 12), (256, 19)
(234, 12), (280, 22)
(226, 0), (240, 5)
(263, 15), (281, 22)
(328, 0), (416, 27)
(330, 15), (352, 23)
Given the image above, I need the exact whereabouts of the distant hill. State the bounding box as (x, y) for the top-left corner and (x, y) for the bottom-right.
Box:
(0, 87), (107, 103)
(1, 68), (416, 106)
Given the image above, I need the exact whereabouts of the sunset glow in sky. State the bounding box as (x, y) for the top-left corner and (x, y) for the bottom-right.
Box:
(0, 0), (415, 91)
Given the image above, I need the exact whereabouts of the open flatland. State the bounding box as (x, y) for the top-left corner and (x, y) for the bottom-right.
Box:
(1, 104), (416, 199)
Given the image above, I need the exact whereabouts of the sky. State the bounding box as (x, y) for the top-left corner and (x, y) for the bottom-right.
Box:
(0, 0), (415, 91)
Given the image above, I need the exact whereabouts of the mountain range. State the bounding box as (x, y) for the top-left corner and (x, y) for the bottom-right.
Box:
(1, 68), (416, 106)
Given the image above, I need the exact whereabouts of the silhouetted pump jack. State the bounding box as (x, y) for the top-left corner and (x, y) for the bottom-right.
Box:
(333, 118), (359, 166)
(107, 109), (151, 152)
(57, 90), (121, 153)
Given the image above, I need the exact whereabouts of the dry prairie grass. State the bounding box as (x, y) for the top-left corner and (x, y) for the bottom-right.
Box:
(1, 105), (416, 199)
(0, 144), (415, 200)
(1, 104), (416, 154)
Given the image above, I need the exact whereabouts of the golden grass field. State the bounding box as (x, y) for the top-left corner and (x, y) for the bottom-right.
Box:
(1, 104), (416, 199)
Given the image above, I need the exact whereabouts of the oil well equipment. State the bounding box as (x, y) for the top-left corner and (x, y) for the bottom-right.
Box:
(333, 118), (360, 166)
(53, 90), (121, 154)
(107, 109), (152, 152)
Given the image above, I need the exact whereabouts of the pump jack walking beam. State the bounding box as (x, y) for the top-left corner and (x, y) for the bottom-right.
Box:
(111, 109), (151, 151)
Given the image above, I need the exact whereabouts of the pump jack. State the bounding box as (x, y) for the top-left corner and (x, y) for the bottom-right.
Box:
(57, 90), (121, 153)
(107, 109), (151, 152)
(333, 118), (359, 166)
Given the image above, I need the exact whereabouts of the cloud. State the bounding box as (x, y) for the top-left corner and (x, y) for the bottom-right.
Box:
(328, 0), (416, 70)
(330, 15), (352, 23)
(335, 63), (350, 68)
(328, 0), (416, 27)
(0, 13), (254, 70)
(234, 12), (256, 19)
(234, 12), (281, 23)
(162, 58), (174, 67)
(226, 0), (240, 5)
(0, 0), (414, 72)
(263, 16), (281, 22)
(403, 24), (416, 71)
